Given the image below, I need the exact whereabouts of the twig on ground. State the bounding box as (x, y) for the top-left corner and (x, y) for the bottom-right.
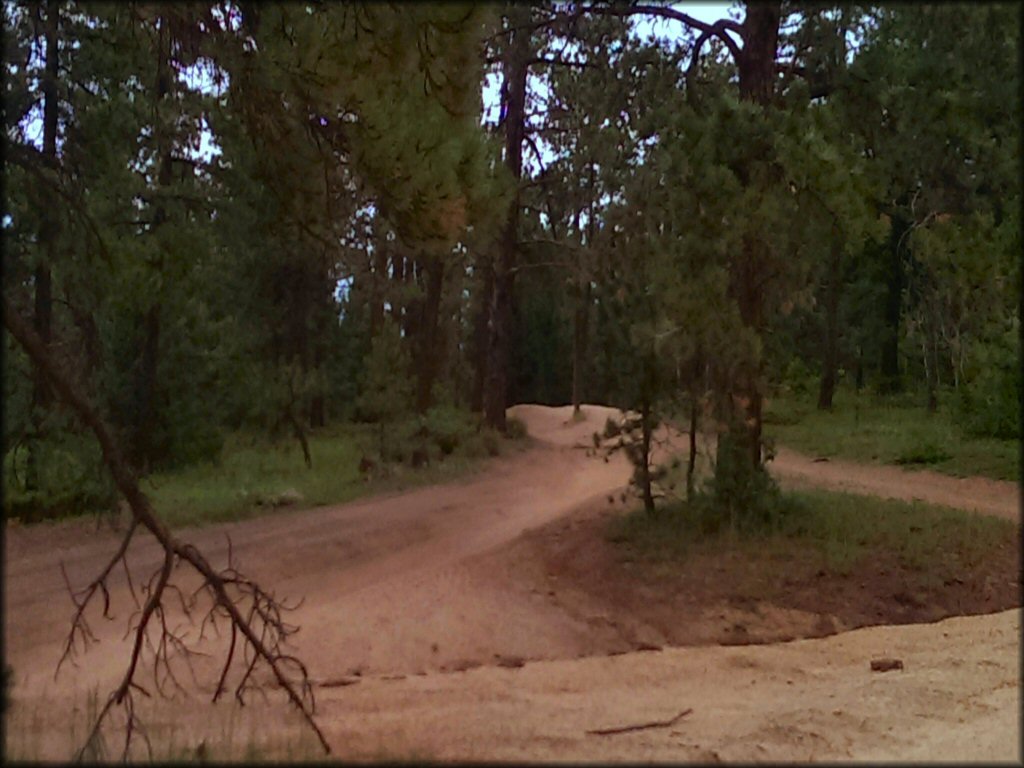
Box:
(586, 707), (693, 736)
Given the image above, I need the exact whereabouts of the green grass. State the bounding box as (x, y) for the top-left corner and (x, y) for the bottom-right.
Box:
(763, 386), (1020, 482)
(607, 487), (1015, 578)
(143, 418), (508, 530)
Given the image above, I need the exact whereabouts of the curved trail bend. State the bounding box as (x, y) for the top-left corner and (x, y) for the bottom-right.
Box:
(4, 404), (1019, 761)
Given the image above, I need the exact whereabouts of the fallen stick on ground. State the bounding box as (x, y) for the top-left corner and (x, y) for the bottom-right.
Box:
(586, 708), (693, 736)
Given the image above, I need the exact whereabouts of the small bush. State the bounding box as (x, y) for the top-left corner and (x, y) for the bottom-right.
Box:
(506, 416), (528, 440)
(781, 357), (817, 397)
(3, 431), (118, 522)
(893, 440), (953, 466)
(602, 416), (622, 439)
(956, 327), (1020, 440)
(423, 405), (477, 455)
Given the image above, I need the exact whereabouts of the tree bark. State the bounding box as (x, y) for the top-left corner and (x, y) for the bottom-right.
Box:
(571, 279), (590, 415)
(26, 0), (60, 492)
(686, 356), (702, 501)
(925, 296), (939, 413)
(132, 16), (174, 472)
(572, 169), (596, 416)
(732, 1), (781, 470)
(880, 213), (907, 392)
(737, 3), (781, 104)
(639, 390), (655, 514)
(415, 256), (445, 413)
(483, 9), (531, 433)
(817, 237), (842, 410)
(370, 236), (388, 337)
(470, 254), (492, 413)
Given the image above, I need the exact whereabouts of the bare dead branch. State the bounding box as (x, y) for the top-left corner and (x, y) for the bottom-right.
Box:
(3, 304), (332, 758)
(584, 3), (743, 63)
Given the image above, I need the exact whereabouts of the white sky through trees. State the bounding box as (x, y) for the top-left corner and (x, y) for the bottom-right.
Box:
(11, 3), (736, 211)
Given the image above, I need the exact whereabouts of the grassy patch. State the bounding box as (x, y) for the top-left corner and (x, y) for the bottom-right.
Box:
(607, 488), (1014, 580)
(764, 386), (1019, 482)
(143, 416), (510, 530)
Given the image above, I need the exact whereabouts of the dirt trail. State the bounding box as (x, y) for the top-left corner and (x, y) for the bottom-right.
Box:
(772, 446), (1019, 521)
(4, 404), (1020, 761)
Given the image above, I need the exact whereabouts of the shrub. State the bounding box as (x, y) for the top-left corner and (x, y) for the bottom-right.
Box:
(423, 405), (477, 455)
(894, 440), (953, 466)
(505, 416), (528, 440)
(781, 357), (817, 397)
(702, 431), (795, 535)
(957, 327), (1020, 440)
(3, 430), (118, 522)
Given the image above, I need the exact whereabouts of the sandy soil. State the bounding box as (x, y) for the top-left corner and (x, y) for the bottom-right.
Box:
(4, 403), (1020, 761)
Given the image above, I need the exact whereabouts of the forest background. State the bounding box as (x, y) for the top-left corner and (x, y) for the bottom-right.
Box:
(4, 1), (1019, 525)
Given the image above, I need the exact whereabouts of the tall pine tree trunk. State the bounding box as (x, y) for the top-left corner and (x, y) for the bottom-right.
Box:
(26, 0), (59, 492)
(732, 1), (781, 469)
(133, 16), (173, 472)
(483, 12), (530, 432)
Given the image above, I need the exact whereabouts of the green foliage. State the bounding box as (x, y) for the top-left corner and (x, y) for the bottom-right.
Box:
(3, 429), (118, 523)
(358, 319), (414, 426)
(892, 441), (953, 467)
(4, 0), (1017, 540)
(607, 487), (1013, 579)
(144, 418), (490, 530)
(956, 323), (1021, 440)
(766, 386), (1019, 482)
(702, 432), (792, 535)
(421, 404), (477, 456)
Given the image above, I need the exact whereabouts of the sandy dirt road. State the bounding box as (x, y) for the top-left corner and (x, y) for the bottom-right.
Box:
(4, 404), (1020, 761)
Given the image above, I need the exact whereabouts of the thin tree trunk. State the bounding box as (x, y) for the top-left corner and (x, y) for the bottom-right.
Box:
(135, 307), (161, 472)
(880, 213), (907, 392)
(639, 390), (655, 514)
(926, 299), (939, 413)
(403, 255), (422, 341)
(687, 357), (701, 501)
(483, 9), (530, 433)
(470, 255), (492, 414)
(817, 237), (842, 410)
(571, 280), (590, 416)
(26, 0), (59, 492)
(573, 172), (596, 416)
(287, 409), (313, 469)
(370, 236), (388, 337)
(415, 256), (445, 413)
